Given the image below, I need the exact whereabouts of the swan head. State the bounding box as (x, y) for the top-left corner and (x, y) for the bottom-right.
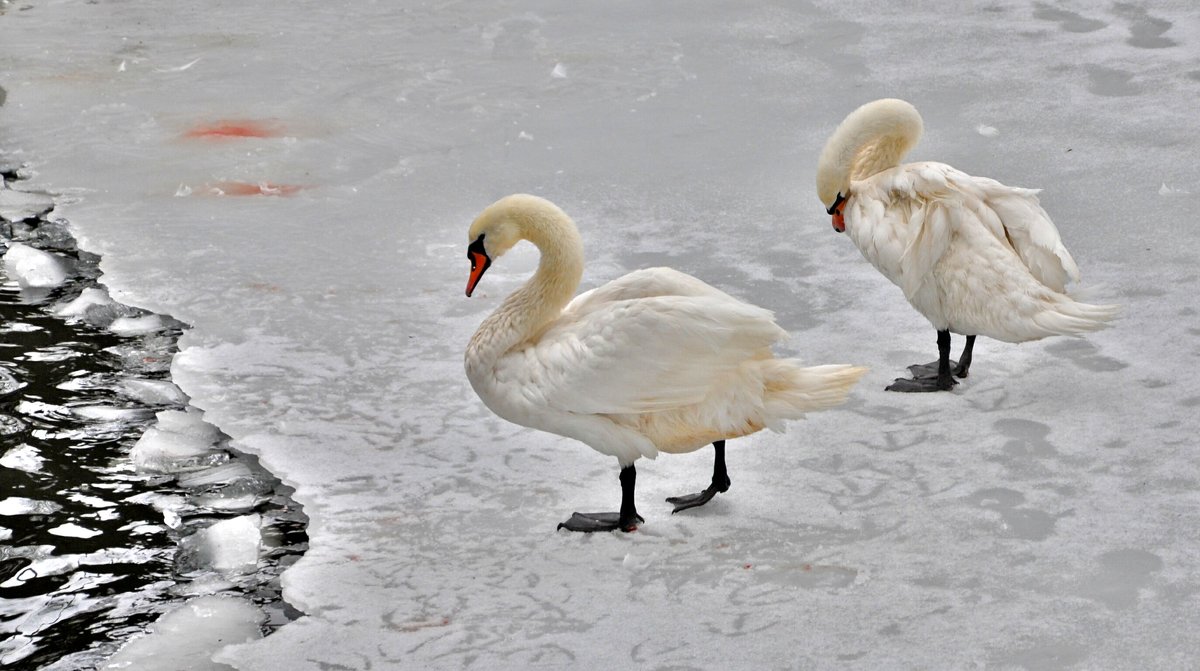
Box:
(816, 98), (923, 233)
(465, 194), (576, 297)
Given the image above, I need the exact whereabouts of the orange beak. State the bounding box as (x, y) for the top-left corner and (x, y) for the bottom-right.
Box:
(466, 250), (491, 297)
(831, 199), (847, 233)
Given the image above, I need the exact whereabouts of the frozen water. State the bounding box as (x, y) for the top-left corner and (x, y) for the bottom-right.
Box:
(0, 185), (53, 223)
(2, 0), (1199, 669)
(71, 405), (156, 422)
(101, 596), (265, 671)
(2, 242), (66, 288)
(178, 515), (263, 573)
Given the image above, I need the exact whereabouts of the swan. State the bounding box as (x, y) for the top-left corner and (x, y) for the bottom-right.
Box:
(464, 194), (867, 532)
(815, 98), (1119, 392)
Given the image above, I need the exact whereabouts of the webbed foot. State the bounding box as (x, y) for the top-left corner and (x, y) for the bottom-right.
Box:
(557, 511), (644, 533)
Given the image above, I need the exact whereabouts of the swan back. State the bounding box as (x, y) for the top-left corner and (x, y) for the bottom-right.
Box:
(817, 98), (924, 210)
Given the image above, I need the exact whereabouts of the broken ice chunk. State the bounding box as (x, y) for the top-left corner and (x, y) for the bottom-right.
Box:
(976, 124), (999, 137)
(121, 378), (188, 406)
(551, 62), (567, 78)
(109, 314), (165, 335)
(3, 242), (67, 288)
(1, 444), (43, 473)
(0, 497), (63, 515)
(178, 514), (263, 572)
(101, 596), (265, 671)
(49, 522), (103, 538)
(54, 287), (115, 317)
(71, 405), (156, 422)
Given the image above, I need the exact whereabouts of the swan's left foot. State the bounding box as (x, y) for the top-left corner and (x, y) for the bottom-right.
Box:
(667, 440), (730, 514)
(557, 464), (642, 532)
(666, 481), (728, 513)
(558, 511), (643, 533)
(886, 374), (956, 392)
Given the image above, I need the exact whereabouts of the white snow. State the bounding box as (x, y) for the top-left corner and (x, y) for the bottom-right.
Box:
(2, 1), (1199, 669)
(101, 596), (265, 671)
(178, 515), (263, 573)
(2, 242), (66, 288)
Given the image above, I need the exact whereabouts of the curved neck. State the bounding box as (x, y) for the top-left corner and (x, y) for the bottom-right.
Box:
(469, 211), (584, 365)
(818, 99), (923, 196)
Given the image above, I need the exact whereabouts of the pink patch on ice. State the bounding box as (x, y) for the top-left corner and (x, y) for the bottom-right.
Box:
(184, 120), (282, 139)
(206, 181), (305, 197)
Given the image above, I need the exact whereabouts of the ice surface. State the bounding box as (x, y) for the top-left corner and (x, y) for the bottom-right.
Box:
(177, 515), (263, 573)
(0, 184), (53, 222)
(2, 242), (66, 288)
(2, 0), (1199, 669)
(101, 596), (265, 671)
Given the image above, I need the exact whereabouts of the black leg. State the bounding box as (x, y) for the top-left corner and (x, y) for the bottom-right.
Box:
(954, 335), (975, 378)
(666, 441), (731, 513)
(557, 465), (645, 533)
(887, 329), (959, 392)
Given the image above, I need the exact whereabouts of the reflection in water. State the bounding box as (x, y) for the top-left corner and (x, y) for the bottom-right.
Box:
(0, 170), (307, 669)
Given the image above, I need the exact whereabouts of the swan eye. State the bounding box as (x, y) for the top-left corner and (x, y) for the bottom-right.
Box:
(826, 192), (847, 215)
(467, 234), (488, 265)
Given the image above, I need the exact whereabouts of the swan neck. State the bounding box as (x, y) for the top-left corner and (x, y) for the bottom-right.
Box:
(819, 100), (923, 195)
(469, 212), (583, 365)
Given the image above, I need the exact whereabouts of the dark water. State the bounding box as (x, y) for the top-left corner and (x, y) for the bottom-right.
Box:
(0, 170), (307, 669)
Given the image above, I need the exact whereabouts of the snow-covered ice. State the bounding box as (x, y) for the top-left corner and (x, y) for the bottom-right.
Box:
(2, 0), (1199, 669)
(108, 313), (165, 335)
(0, 444), (43, 473)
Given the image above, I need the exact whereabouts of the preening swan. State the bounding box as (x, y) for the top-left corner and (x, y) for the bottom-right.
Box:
(816, 99), (1118, 392)
(464, 194), (867, 532)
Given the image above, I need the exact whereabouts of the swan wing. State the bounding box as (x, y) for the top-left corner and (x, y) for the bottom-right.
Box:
(563, 267), (738, 317)
(968, 177), (1081, 292)
(504, 291), (786, 415)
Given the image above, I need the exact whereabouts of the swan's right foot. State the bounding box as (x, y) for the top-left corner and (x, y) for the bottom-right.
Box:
(557, 511), (643, 533)
(557, 464), (642, 532)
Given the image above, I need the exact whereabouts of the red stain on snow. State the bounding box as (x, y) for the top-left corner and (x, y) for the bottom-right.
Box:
(206, 181), (305, 197)
(183, 120), (282, 139)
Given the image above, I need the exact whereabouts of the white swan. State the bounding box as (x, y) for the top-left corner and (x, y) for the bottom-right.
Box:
(464, 194), (867, 532)
(816, 98), (1119, 392)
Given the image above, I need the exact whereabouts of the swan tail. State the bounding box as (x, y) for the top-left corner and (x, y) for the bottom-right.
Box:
(760, 361), (868, 422)
(1032, 299), (1121, 337)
